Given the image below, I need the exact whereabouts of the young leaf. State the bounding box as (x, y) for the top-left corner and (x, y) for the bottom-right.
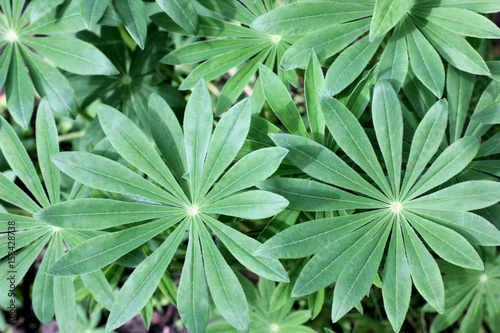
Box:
(370, 0), (410, 41)
(378, 21), (408, 92)
(304, 51), (325, 143)
(155, 0), (198, 35)
(33, 233), (57, 323)
(80, 0), (110, 28)
(446, 65), (475, 142)
(53, 233), (76, 333)
(114, 0), (147, 49)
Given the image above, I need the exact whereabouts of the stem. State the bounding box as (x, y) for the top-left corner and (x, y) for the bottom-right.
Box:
(77, 107), (93, 122)
(58, 130), (85, 142)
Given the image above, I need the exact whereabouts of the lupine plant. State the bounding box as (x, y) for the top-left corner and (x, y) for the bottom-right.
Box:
(0, 0), (499, 332)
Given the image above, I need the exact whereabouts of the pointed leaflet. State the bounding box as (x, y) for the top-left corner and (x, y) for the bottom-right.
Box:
(21, 0), (86, 35)
(372, 81), (403, 197)
(0, 117), (50, 208)
(378, 22), (408, 92)
(416, 0), (500, 13)
(269, 133), (386, 201)
(259, 64), (308, 137)
(5, 44), (34, 129)
(382, 218), (411, 332)
(197, 0), (255, 25)
(198, 99), (251, 199)
(400, 99), (448, 198)
(324, 35), (383, 96)
(405, 211), (483, 270)
(106, 219), (189, 332)
(256, 210), (384, 259)
(447, 65), (474, 142)
(404, 136), (479, 201)
(304, 51), (325, 143)
(80, 270), (115, 310)
(114, 0), (146, 49)
(98, 104), (188, 203)
(412, 16), (490, 76)
(0, 172), (41, 213)
(184, 79), (212, 200)
(36, 198), (181, 230)
(33, 232), (57, 323)
(23, 37), (118, 75)
(331, 221), (392, 323)
(203, 190), (288, 220)
(203, 147), (288, 204)
(320, 96), (392, 198)
(20, 43), (77, 118)
(258, 177), (386, 211)
(198, 222), (249, 332)
(177, 221), (209, 333)
(202, 213), (288, 282)
(29, 0), (64, 22)
(405, 18), (445, 98)
(370, 0), (410, 41)
(406, 181), (500, 211)
(80, 0), (110, 28)
(0, 43), (12, 90)
(156, 0), (198, 35)
(51, 152), (183, 206)
(36, 99), (60, 205)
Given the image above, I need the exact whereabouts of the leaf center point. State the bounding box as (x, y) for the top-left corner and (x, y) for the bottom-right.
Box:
(4, 29), (18, 42)
(187, 204), (199, 217)
(389, 201), (402, 214)
(480, 274), (488, 283)
(270, 324), (279, 332)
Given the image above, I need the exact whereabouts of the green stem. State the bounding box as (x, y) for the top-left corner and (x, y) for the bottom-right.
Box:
(58, 130), (85, 142)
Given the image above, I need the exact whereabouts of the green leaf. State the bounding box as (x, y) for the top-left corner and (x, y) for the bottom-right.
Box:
(98, 104), (188, 203)
(405, 136), (480, 201)
(177, 221), (209, 333)
(382, 218), (411, 332)
(0, 43), (12, 89)
(411, 7), (500, 38)
(156, 0), (198, 35)
(203, 147), (288, 204)
(258, 177), (386, 211)
(429, 287), (476, 333)
(197, 0), (255, 25)
(378, 21), (408, 92)
(405, 211), (483, 270)
(412, 16), (491, 76)
(471, 100), (500, 124)
(36, 99), (60, 205)
(179, 42), (269, 90)
(80, 0), (110, 29)
(198, 222), (249, 332)
(106, 219), (188, 332)
(0, 117), (50, 208)
(114, 0), (147, 49)
(372, 81), (403, 197)
(22, 0), (86, 35)
(460, 289), (484, 333)
(30, 0), (64, 22)
(370, 0), (410, 41)
(36, 198), (181, 230)
(202, 213), (289, 282)
(19, 43), (77, 118)
(405, 18), (445, 97)
(400, 99), (448, 198)
(23, 37), (119, 75)
(259, 64), (308, 137)
(80, 270), (115, 310)
(250, 1), (372, 37)
(199, 99), (251, 198)
(204, 190), (288, 219)
(269, 133), (386, 201)
(53, 233), (76, 333)
(406, 181), (500, 211)
(0, 172), (41, 214)
(33, 233), (57, 323)
(323, 35), (383, 96)
(304, 51), (325, 143)
(331, 221), (391, 322)
(401, 219), (444, 313)
(5, 45), (34, 129)
(280, 18), (370, 70)
(446, 65), (475, 142)
(183, 79), (212, 199)
(320, 96), (392, 198)
(416, 0), (500, 13)
(51, 152), (183, 206)
(256, 210), (384, 259)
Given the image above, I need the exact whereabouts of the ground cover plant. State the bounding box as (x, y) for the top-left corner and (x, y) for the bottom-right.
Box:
(0, 0), (499, 332)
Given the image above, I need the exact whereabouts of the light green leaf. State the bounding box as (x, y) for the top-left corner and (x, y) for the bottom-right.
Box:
(80, 0), (110, 29)
(406, 181), (500, 211)
(471, 100), (500, 124)
(98, 104), (188, 203)
(81, 270), (115, 310)
(372, 80), (403, 197)
(177, 221), (209, 333)
(378, 21), (408, 92)
(400, 99), (448, 198)
(198, 222), (249, 332)
(199, 99), (251, 199)
(324, 35), (383, 96)
(30, 0), (64, 22)
(416, 0), (500, 13)
(269, 133), (386, 201)
(401, 219), (444, 313)
(115, 0), (147, 49)
(156, 0), (198, 35)
(53, 233), (76, 333)
(23, 37), (118, 75)
(0, 43), (12, 89)
(0, 172), (41, 214)
(460, 289), (484, 333)
(0, 117), (50, 208)
(36, 99), (60, 205)
(320, 96), (392, 198)
(22, 0), (86, 35)
(370, 0), (410, 41)
(51, 152), (182, 206)
(203, 190), (288, 219)
(304, 51), (325, 143)
(106, 219), (188, 332)
(259, 64), (308, 137)
(429, 287), (476, 333)
(446, 65), (474, 142)
(202, 213), (289, 282)
(33, 233), (57, 323)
